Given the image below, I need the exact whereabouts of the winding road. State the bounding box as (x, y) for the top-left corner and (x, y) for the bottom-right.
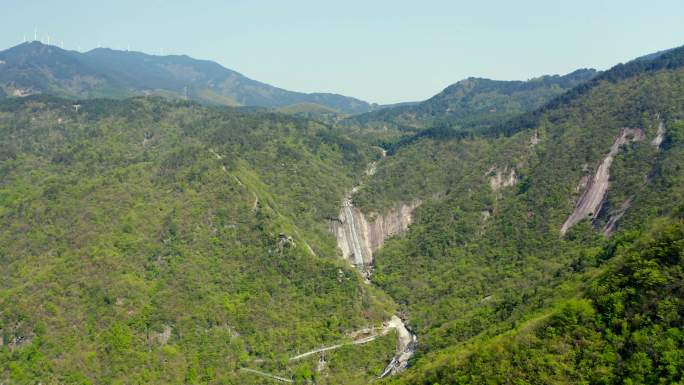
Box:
(240, 368), (293, 383)
(288, 318), (407, 362)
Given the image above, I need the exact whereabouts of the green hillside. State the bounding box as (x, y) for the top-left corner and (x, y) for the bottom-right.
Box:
(349, 47), (684, 384)
(385, 218), (684, 384)
(0, 96), (394, 384)
(1, 40), (684, 385)
(277, 102), (341, 118)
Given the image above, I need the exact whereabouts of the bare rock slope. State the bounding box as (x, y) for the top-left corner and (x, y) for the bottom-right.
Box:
(333, 200), (421, 268)
(561, 128), (644, 235)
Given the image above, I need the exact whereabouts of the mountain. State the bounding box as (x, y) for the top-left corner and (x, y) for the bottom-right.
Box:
(349, 45), (684, 384)
(0, 42), (374, 114)
(0, 95), (401, 384)
(634, 47), (676, 62)
(1, 42), (684, 385)
(348, 68), (598, 134)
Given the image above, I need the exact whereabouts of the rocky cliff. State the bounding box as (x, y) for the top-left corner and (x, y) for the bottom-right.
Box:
(561, 127), (645, 235)
(333, 199), (421, 268)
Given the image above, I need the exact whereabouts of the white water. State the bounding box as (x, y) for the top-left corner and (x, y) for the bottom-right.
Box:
(332, 149), (418, 377)
(379, 316), (417, 377)
(343, 201), (366, 266)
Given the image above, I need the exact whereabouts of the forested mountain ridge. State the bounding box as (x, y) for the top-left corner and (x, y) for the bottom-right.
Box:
(0, 42), (374, 114)
(346, 68), (598, 135)
(380, 43), (684, 154)
(349, 46), (684, 384)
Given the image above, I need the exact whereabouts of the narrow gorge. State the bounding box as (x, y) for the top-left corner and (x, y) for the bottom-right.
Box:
(330, 154), (420, 377)
(332, 198), (421, 277)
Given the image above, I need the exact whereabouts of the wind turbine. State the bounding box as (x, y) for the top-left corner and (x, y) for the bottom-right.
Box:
(34, 27), (37, 41)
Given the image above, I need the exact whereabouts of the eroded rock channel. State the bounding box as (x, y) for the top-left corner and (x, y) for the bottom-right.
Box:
(332, 199), (421, 279)
(561, 127), (645, 235)
(330, 152), (419, 377)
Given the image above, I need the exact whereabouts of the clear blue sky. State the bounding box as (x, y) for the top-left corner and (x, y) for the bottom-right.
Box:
(3, 0), (684, 104)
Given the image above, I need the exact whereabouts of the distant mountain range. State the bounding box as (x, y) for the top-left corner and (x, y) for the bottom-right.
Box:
(2, 42), (675, 128)
(349, 69), (599, 131)
(0, 41), (374, 114)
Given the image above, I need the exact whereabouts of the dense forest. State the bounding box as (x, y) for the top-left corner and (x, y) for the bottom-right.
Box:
(0, 96), (396, 384)
(1, 43), (683, 385)
(386, 218), (684, 384)
(362, 47), (684, 384)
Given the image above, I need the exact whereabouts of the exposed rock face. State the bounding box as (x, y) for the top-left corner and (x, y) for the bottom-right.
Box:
(380, 315), (417, 377)
(330, 196), (420, 377)
(561, 128), (644, 235)
(530, 130), (540, 146)
(336, 200), (370, 266)
(149, 325), (172, 346)
(330, 148), (418, 377)
(603, 197), (633, 236)
(11, 87), (34, 97)
(651, 120), (666, 148)
(333, 200), (421, 268)
(488, 166), (517, 191)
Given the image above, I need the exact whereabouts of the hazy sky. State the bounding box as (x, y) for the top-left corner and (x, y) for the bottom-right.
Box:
(3, 0), (684, 103)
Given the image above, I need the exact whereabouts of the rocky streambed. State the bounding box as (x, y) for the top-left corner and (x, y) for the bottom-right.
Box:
(330, 151), (419, 377)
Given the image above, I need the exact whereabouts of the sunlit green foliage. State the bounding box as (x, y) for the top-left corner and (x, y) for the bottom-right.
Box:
(361, 49), (684, 385)
(0, 96), (392, 384)
(384, 219), (684, 385)
(2, 45), (684, 385)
